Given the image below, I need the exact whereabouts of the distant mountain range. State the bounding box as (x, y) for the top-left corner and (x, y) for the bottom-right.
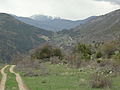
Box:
(13, 15), (96, 32)
(0, 13), (53, 62)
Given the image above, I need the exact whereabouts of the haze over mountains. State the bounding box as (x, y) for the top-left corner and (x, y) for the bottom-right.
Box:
(13, 15), (96, 32)
(0, 9), (120, 61)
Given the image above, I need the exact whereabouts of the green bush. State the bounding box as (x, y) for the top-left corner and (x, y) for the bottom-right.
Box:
(53, 48), (63, 59)
(96, 52), (102, 58)
(74, 43), (92, 60)
(96, 59), (103, 63)
(31, 45), (63, 60)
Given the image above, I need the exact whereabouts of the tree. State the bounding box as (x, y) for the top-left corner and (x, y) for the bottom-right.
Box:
(31, 45), (63, 60)
(74, 43), (92, 60)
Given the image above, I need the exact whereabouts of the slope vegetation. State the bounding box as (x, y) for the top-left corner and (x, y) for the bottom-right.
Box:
(0, 13), (53, 61)
(59, 9), (120, 43)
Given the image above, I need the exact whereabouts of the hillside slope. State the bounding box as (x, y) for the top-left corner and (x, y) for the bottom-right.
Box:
(55, 9), (120, 46)
(0, 13), (53, 62)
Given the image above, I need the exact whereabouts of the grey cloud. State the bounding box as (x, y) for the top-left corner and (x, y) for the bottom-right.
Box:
(95, 0), (120, 5)
(0, 0), (119, 20)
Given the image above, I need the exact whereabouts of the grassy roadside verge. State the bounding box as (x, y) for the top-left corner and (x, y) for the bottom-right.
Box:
(19, 62), (120, 90)
(19, 63), (104, 90)
(5, 65), (19, 90)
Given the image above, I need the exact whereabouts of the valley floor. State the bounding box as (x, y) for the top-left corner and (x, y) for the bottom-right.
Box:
(0, 63), (120, 90)
(18, 63), (120, 90)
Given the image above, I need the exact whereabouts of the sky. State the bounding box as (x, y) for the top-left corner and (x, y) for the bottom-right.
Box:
(96, 0), (120, 4)
(0, 0), (120, 20)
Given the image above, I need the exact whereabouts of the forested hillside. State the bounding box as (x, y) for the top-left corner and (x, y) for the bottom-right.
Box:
(0, 13), (53, 62)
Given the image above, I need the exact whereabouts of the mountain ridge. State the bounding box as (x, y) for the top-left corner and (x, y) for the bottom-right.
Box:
(13, 15), (96, 32)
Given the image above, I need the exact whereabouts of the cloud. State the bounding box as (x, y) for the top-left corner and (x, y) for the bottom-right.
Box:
(0, 0), (120, 20)
(95, 0), (120, 5)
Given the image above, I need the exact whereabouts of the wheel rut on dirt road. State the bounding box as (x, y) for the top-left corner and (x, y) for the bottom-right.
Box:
(0, 65), (9, 90)
(10, 65), (28, 90)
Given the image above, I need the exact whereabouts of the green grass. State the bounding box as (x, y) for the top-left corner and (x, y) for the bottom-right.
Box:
(20, 63), (120, 90)
(5, 65), (19, 90)
(112, 76), (120, 90)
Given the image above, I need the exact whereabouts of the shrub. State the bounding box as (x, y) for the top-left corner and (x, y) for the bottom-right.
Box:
(96, 52), (102, 58)
(38, 45), (52, 59)
(31, 45), (63, 60)
(91, 73), (112, 88)
(100, 41), (120, 58)
(112, 52), (120, 64)
(98, 60), (120, 76)
(50, 56), (60, 64)
(96, 59), (103, 63)
(31, 45), (52, 59)
(73, 43), (92, 60)
(53, 48), (63, 59)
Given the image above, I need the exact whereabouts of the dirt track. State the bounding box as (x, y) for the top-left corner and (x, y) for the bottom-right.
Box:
(10, 65), (28, 90)
(0, 65), (9, 90)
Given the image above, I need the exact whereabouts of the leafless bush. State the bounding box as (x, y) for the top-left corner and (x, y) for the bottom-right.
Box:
(67, 54), (97, 68)
(24, 70), (39, 77)
(67, 55), (75, 67)
(50, 56), (61, 64)
(16, 55), (50, 77)
(91, 73), (112, 88)
(98, 60), (120, 76)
